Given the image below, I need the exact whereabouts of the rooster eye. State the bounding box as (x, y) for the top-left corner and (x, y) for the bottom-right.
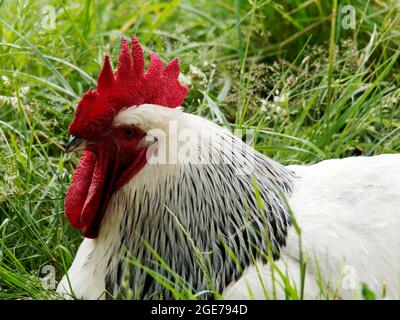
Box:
(121, 127), (136, 139)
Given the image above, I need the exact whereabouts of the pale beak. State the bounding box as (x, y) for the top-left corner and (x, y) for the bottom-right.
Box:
(66, 136), (87, 153)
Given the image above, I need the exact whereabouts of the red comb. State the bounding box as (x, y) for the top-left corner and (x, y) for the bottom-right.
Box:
(69, 35), (189, 138)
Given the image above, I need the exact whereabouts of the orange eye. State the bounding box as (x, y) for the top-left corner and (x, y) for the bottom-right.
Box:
(122, 127), (136, 139)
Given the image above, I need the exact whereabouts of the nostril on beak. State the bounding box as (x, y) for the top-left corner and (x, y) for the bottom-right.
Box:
(66, 136), (86, 153)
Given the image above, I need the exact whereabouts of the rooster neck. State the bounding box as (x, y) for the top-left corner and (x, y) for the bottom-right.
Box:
(95, 155), (294, 299)
(83, 107), (295, 298)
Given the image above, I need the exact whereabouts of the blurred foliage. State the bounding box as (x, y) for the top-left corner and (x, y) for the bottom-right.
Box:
(0, 0), (399, 299)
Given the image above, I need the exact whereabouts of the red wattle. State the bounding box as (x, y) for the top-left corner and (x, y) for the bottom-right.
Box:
(80, 151), (109, 227)
(65, 151), (96, 228)
(65, 146), (149, 239)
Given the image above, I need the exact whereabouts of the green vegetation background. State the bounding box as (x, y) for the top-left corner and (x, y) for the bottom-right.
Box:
(0, 0), (399, 299)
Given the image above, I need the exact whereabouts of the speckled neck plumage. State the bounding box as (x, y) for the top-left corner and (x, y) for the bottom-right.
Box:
(100, 149), (294, 299)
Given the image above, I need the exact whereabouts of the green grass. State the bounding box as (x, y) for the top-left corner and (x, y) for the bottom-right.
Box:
(0, 0), (399, 299)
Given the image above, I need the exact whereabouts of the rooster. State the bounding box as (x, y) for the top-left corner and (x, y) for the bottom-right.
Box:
(57, 36), (400, 300)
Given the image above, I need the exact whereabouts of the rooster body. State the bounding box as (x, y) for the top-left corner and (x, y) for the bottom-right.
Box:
(227, 153), (400, 299)
(57, 37), (400, 300)
(58, 104), (400, 299)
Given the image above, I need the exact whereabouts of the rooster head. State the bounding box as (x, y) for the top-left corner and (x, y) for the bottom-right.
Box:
(65, 36), (189, 238)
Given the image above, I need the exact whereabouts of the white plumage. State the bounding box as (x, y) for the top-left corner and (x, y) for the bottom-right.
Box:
(58, 104), (400, 299)
(226, 155), (400, 299)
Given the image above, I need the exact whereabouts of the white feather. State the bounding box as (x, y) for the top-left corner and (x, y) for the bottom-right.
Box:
(225, 155), (400, 299)
(58, 104), (400, 299)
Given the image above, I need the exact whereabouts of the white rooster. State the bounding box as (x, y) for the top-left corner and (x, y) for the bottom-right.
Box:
(57, 36), (400, 300)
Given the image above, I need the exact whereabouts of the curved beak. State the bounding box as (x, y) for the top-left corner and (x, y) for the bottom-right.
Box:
(66, 136), (87, 153)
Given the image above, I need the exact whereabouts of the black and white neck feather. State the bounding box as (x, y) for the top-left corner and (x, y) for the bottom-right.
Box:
(59, 104), (294, 299)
